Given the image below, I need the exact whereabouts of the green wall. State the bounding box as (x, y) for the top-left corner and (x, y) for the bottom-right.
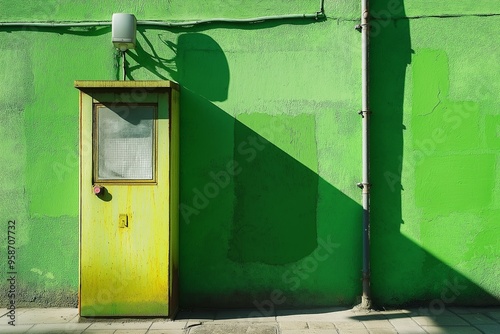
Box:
(0, 0), (498, 309)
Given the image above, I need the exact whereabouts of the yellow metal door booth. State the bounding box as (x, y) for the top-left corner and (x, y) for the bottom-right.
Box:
(76, 81), (179, 317)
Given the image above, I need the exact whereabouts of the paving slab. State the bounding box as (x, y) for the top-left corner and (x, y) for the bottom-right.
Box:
(188, 323), (277, 334)
(150, 319), (188, 330)
(388, 318), (420, 326)
(452, 306), (498, 314)
(24, 322), (92, 333)
(61, 322), (94, 332)
(362, 319), (395, 329)
(279, 321), (308, 330)
(473, 324), (500, 334)
(0, 307), (29, 321)
(0, 324), (34, 333)
(388, 317), (426, 334)
(86, 321), (152, 330)
(411, 315), (469, 326)
(146, 330), (186, 334)
(485, 310), (500, 321)
(16, 308), (79, 325)
(277, 308), (358, 323)
(366, 329), (398, 334)
(335, 322), (366, 330)
(458, 312), (498, 325)
(387, 327), (426, 334)
(336, 329), (369, 334)
(307, 321), (336, 329)
(420, 325), (483, 334)
(406, 308), (455, 317)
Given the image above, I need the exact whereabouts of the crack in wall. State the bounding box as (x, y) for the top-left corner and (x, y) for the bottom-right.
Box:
(325, 13), (500, 23)
(372, 13), (500, 20)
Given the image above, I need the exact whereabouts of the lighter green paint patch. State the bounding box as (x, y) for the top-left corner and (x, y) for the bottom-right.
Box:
(485, 115), (500, 149)
(415, 154), (494, 213)
(412, 50), (494, 214)
(412, 50), (449, 114)
(0, 42), (34, 109)
(412, 49), (481, 152)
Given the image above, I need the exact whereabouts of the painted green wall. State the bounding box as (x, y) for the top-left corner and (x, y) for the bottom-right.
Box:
(370, 0), (500, 306)
(0, 0), (498, 309)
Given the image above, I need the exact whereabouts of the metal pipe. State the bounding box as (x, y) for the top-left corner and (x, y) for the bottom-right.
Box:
(137, 13), (323, 27)
(0, 10), (325, 29)
(360, 0), (372, 309)
(0, 21), (110, 27)
(122, 51), (126, 81)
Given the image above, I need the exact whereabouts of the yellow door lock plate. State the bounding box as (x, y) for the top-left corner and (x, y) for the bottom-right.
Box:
(119, 214), (128, 228)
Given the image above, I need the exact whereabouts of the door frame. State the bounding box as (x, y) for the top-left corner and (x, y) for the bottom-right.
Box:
(75, 80), (180, 318)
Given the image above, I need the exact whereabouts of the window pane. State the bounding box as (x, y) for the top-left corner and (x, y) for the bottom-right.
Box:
(97, 105), (155, 180)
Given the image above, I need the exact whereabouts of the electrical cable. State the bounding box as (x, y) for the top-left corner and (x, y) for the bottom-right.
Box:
(0, 11), (325, 29)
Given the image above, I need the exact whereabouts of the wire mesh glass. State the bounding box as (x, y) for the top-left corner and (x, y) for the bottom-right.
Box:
(96, 104), (155, 180)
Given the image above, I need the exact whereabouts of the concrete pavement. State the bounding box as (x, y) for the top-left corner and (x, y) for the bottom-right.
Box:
(1, 306), (499, 334)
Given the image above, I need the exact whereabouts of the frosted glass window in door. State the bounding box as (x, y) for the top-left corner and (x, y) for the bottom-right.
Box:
(96, 104), (156, 180)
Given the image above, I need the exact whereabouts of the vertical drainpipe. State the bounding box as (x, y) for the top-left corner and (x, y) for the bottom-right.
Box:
(358, 0), (372, 309)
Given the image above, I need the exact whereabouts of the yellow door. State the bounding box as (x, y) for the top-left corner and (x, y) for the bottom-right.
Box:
(78, 82), (175, 317)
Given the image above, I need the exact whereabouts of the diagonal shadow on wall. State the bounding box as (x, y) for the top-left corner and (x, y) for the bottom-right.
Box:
(176, 88), (365, 307)
(126, 20), (497, 308)
(142, 31), (364, 306)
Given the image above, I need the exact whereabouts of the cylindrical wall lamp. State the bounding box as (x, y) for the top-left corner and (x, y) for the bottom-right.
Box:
(112, 13), (137, 51)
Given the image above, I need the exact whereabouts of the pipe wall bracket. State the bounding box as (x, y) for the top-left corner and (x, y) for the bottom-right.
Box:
(358, 110), (370, 118)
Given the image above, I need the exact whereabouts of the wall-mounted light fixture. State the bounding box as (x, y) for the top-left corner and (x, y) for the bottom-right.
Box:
(112, 13), (137, 51)
(112, 13), (136, 80)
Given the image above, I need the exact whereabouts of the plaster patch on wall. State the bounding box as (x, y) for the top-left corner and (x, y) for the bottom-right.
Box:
(3, 1), (60, 21)
(0, 40), (34, 109)
(0, 41), (32, 235)
(31, 268), (43, 275)
(30, 268), (55, 280)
